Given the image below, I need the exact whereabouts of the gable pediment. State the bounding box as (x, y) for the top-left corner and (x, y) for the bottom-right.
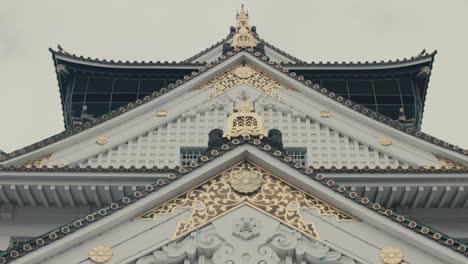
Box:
(136, 161), (357, 240)
(136, 207), (362, 264)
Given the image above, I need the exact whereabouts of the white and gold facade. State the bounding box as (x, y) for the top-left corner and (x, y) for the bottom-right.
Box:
(0, 5), (467, 264)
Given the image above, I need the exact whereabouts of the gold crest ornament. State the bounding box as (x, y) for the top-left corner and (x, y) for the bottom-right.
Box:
(380, 247), (403, 264)
(96, 136), (108, 145)
(320, 111), (331, 118)
(229, 167), (263, 193)
(232, 4), (256, 48)
(379, 137), (392, 146)
(234, 65), (254, 79)
(89, 245), (112, 263)
(223, 97), (268, 139)
(156, 109), (168, 117)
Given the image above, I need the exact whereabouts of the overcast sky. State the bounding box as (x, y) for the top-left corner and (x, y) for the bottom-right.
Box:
(1, 0), (467, 152)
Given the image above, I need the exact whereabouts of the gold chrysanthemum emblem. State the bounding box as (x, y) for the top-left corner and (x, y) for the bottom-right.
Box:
(230, 169), (263, 193)
(89, 245), (112, 263)
(380, 247), (403, 264)
(234, 65), (253, 79)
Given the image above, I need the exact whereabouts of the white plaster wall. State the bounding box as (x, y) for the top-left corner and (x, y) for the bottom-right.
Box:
(79, 93), (407, 169)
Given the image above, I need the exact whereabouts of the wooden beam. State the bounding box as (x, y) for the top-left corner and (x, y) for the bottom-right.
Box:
(9, 185), (24, 207)
(63, 185), (76, 208)
(36, 185), (49, 207)
(50, 185), (63, 208)
(22, 185), (37, 207)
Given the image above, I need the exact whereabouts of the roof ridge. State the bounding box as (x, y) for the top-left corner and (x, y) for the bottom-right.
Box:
(1, 48), (467, 165)
(50, 47), (207, 66)
(281, 50), (437, 66)
(1, 136), (466, 263)
(254, 34), (304, 63)
(181, 32), (234, 63)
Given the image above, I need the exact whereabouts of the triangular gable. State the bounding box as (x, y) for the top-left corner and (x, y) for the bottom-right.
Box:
(1, 50), (467, 169)
(135, 161), (356, 240)
(135, 206), (363, 264)
(2, 136), (467, 264)
(77, 91), (409, 170)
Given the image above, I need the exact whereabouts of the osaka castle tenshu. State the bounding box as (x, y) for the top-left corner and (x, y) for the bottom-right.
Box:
(1, 5), (468, 264)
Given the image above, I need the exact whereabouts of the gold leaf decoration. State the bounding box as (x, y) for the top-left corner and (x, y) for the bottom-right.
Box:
(136, 161), (357, 240)
(232, 4), (256, 48)
(22, 154), (52, 168)
(223, 97), (268, 139)
(193, 64), (293, 99)
(435, 155), (466, 169)
(380, 247), (403, 264)
(89, 245), (112, 263)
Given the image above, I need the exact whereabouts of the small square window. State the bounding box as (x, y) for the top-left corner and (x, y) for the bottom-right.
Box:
(285, 148), (307, 166)
(180, 147), (206, 167)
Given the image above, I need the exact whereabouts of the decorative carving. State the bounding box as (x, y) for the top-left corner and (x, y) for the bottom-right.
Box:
(268, 227), (358, 263)
(380, 247), (403, 264)
(136, 161), (357, 240)
(89, 245), (112, 263)
(263, 129), (284, 150)
(223, 97), (268, 139)
(435, 155), (466, 169)
(136, 224), (359, 264)
(379, 137), (392, 146)
(136, 226), (230, 264)
(156, 110), (168, 117)
(96, 136), (108, 145)
(193, 64), (292, 99)
(208, 129), (231, 149)
(234, 65), (254, 79)
(320, 111), (331, 118)
(233, 217), (260, 240)
(229, 167), (263, 193)
(22, 154), (52, 168)
(232, 4), (256, 48)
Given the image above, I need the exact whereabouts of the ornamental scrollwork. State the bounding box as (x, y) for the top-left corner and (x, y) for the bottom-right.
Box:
(193, 64), (293, 99)
(136, 224), (360, 264)
(136, 161), (357, 240)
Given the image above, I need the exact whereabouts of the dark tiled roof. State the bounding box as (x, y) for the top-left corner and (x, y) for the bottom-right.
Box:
(0, 164), (176, 173)
(281, 50), (436, 67)
(1, 136), (466, 263)
(182, 32), (234, 63)
(1, 48), (467, 165)
(51, 47), (206, 67)
(254, 35), (304, 63)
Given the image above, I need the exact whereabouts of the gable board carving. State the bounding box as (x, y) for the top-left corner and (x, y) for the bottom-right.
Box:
(136, 161), (357, 240)
(193, 63), (293, 99)
(136, 223), (361, 264)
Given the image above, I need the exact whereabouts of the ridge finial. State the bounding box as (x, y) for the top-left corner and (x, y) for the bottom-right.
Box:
(232, 4), (256, 48)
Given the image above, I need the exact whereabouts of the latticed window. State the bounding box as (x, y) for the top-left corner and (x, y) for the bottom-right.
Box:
(180, 148), (205, 167)
(285, 148), (307, 166)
